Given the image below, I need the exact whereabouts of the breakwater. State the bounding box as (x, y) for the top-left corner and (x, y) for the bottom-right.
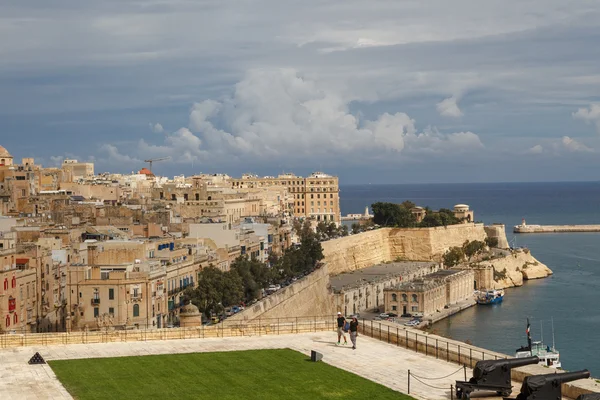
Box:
(514, 224), (600, 233)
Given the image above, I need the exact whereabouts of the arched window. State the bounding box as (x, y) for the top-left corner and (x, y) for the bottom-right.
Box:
(5, 315), (10, 327)
(14, 313), (17, 324)
(391, 294), (397, 302)
(3, 279), (7, 290)
(402, 294), (408, 302)
(11, 276), (16, 288)
(133, 304), (140, 317)
(412, 294), (418, 303)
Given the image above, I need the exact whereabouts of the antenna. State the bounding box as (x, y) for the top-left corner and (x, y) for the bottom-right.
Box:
(551, 317), (556, 351)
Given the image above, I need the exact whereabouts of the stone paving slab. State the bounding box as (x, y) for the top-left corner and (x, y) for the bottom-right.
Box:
(0, 332), (522, 400)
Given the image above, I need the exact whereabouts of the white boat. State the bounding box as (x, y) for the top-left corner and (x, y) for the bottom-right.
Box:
(515, 318), (561, 369)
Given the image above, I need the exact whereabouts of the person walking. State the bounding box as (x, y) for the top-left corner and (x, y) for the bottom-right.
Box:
(349, 316), (359, 350)
(336, 312), (348, 345)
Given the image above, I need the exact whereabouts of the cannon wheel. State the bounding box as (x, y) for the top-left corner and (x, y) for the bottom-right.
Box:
(498, 390), (511, 397)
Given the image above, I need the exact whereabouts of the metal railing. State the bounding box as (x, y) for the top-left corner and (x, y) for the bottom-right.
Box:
(0, 315), (337, 349)
(358, 319), (507, 369)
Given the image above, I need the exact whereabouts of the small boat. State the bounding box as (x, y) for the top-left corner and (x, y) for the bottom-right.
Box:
(515, 318), (561, 369)
(474, 289), (504, 305)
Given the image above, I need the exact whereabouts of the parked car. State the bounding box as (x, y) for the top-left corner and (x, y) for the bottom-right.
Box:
(404, 320), (419, 327)
(387, 313), (398, 317)
(232, 306), (240, 313)
(401, 313), (412, 318)
(379, 313), (390, 319)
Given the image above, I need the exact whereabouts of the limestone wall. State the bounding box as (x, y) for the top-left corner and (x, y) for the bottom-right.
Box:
(475, 249), (553, 289)
(483, 224), (510, 249)
(323, 224), (488, 275)
(226, 264), (335, 322)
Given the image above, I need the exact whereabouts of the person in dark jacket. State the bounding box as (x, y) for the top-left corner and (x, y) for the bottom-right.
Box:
(349, 316), (359, 350)
(336, 311), (348, 345)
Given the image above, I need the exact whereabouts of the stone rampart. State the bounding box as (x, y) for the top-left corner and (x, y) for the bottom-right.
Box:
(476, 249), (553, 289)
(323, 224), (488, 275)
(226, 264), (335, 322)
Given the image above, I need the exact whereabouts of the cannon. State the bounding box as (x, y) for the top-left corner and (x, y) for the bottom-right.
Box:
(577, 394), (600, 400)
(455, 356), (539, 399)
(516, 369), (591, 400)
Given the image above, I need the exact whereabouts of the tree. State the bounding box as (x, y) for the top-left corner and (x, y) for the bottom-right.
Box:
(485, 237), (499, 248)
(371, 202), (417, 227)
(187, 266), (244, 318)
(340, 224), (349, 236)
(351, 222), (361, 234)
(463, 240), (485, 259)
(443, 247), (465, 267)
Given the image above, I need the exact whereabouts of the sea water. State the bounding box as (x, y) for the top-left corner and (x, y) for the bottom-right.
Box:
(340, 181), (600, 375)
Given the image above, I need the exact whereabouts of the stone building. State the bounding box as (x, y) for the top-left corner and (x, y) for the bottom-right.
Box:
(61, 159), (94, 182)
(383, 269), (475, 317)
(453, 204), (474, 223)
(330, 261), (441, 316)
(229, 172), (341, 225)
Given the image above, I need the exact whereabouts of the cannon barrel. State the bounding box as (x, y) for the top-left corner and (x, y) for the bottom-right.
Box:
(473, 356), (539, 380)
(533, 370), (591, 384)
(502, 356), (540, 369)
(577, 394), (600, 400)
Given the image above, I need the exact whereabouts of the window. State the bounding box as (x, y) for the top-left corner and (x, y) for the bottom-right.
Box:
(93, 307), (99, 318)
(392, 305), (397, 311)
(5, 315), (9, 327)
(109, 288), (114, 300)
(391, 294), (397, 302)
(109, 307), (114, 316)
(411, 306), (418, 312)
(133, 304), (140, 317)
(402, 294), (408, 302)
(14, 313), (18, 324)
(330, 194), (333, 198)
(412, 294), (418, 303)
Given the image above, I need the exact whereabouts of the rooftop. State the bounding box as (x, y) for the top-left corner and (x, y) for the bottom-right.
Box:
(329, 261), (436, 292)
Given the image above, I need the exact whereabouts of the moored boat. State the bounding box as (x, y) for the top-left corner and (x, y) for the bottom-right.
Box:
(515, 318), (561, 369)
(474, 289), (504, 305)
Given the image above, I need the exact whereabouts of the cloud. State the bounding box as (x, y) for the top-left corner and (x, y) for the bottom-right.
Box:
(527, 145), (544, 154)
(528, 136), (594, 155)
(99, 144), (141, 166)
(96, 69), (484, 170)
(573, 103), (600, 133)
(149, 123), (164, 133)
(184, 69), (482, 161)
(559, 136), (594, 153)
(436, 96), (464, 118)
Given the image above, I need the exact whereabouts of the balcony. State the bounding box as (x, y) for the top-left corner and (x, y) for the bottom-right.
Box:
(91, 298), (100, 305)
(130, 294), (142, 302)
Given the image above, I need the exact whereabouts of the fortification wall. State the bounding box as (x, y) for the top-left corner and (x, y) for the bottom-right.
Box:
(321, 230), (390, 275)
(483, 224), (510, 249)
(323, 223), (488, 274)
(226, 265), (335, 322)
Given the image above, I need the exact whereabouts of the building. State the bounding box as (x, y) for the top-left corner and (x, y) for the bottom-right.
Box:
(229, 172), (341, 225)
(61, 159), (95, 182)
(330, 262), (441, 316)
(383, 269), (475, 317)
(453, 204), (474, 223)
(0, 145), (13, 167)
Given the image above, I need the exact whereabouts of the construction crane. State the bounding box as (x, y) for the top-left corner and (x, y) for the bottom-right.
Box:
(144, 157), (170, 172)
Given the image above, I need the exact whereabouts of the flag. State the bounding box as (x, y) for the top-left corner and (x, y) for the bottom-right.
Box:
(526, 319), (531, 339)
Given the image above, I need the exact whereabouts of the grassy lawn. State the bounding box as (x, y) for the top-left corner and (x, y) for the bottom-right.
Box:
(49, 349), (414, 400)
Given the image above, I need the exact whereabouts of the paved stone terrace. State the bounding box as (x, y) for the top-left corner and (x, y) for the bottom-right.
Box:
(0, 331), (521, 400)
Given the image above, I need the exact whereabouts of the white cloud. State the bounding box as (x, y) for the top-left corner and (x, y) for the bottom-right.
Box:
(573, 103), (600, 133)
(560, 136), (594, 153)
(527, 144), (544, 154)
(149, 122), (164, 133)
(99, 144), (141, 166)
(98, 69), (484, 168)
(436, 96), (464, 118)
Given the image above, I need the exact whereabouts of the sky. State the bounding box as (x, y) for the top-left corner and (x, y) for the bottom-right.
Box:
(1, 0), (600, 184)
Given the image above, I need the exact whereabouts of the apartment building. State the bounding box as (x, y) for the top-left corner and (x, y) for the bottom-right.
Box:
(229, 172), (341, 225)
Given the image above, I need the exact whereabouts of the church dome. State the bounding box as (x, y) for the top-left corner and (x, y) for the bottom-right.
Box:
(0, 145), (12, 158)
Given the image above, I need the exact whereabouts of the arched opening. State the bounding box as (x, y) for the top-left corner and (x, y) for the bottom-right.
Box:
(133, 304), (140, 317)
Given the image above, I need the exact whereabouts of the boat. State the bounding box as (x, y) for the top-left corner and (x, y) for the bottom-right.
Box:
(515, 318), (561, 369)
(474, 289), (504, 305)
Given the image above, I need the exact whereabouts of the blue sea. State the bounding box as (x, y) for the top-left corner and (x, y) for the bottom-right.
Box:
(340, 182), (600, 376)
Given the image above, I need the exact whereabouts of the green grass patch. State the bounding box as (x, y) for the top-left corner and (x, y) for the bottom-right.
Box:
(49, 348), (413, 400)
